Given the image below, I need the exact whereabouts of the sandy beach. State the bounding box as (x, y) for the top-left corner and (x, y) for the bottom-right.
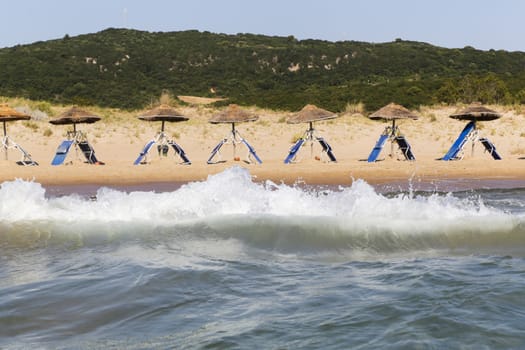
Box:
(1, 103), (525, 187)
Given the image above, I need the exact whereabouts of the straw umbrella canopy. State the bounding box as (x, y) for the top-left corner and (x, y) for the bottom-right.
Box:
(286, 104), (338, 125)
(369, 103), (419, 124)
(0, 103), (31, 136)
(209, 104), (258, 124)
(207, 104), (259, 162)
(449, 103), (501, 121)
(138, 104), (189, 131)
(369, 103), (419, 158)
(49, 106), (101, 132)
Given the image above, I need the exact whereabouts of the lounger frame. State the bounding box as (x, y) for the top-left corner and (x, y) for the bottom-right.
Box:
(51, 130), (103, 165)
(134, 129), (191, 165)
(2, 134), (38, 166)
(207, 122), (262, 164)
(284, 121), (336, 163)
(367, 122), (416, 162)
(442, 121), (501, 161)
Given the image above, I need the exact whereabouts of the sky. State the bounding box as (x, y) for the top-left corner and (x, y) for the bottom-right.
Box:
(1, 0), (524, 51)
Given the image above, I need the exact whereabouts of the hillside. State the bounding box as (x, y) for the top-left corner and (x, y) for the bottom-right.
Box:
(1, 28), (525, 111)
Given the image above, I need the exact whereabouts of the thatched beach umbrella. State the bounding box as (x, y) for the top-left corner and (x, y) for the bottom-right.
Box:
(283, 105), (339, 163)
(286, 104), (339, 126)
(0, 103), (31, 161)
(49, 106), (101, 132)
(367, 103), (419, 161)
(48, 106), (103, 166)
(369, 102), (419, 129)
(209, 104), (258, 124)
(207, 104), (262, 164)
(138, 104), (189, 131)
(441, 103), (502, 160)
(449, 102), (501, 121)
(134, 104), (191, 165)
(0, 103), (30, 136)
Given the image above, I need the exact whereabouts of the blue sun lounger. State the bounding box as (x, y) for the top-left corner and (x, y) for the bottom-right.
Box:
(317, 137), (337, 162)
(51, 140), (74, 165)
(395, 136), (415, 161)
(134, 140), (155, 165)
(207, 139), (226, 164)
(241, 139), (262, 164)
(284, 138), (305, 164)
(479, 137), (502, 160)
(442, 121), (475, 161)
(78, 141), (102, 164)
(169, 141), (191, 164)
(367, 134), (389, 162)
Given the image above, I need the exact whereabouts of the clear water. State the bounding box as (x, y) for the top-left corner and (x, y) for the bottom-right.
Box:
(1, 167), (525, 349)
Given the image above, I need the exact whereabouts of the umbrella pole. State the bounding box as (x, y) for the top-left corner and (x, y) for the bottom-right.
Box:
(161, 120), (165, 132)
(231, 123), (237, 159)
(471, 122), (476, 157)
(390, 120), (396, 158)
(309, 122), (314, 158)
(3, 121), (7, 160)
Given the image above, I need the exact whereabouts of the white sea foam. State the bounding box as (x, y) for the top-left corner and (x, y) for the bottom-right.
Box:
(0, 167), (523, 254)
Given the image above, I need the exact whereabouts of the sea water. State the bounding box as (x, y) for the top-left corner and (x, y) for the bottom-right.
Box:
(1, 167), (525, 349)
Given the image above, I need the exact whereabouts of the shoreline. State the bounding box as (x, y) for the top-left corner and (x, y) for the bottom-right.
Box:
(40, 177), (525, 198)
(3, 159), (525, 195)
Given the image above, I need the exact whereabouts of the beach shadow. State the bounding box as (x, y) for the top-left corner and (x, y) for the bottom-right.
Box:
(359, 158), (384, 162)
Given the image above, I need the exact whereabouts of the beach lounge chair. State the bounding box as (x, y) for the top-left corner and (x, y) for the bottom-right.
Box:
(317, 137), (337, 162)
(78, 141), (103, 164)
(169, 141), (191, 164)
(367, 133), (389, 162)
(13, 143), (38, 166)
(479, 137), (502, 160)
(1, 134), (38, 165)
(134, 140), (155, 165)
(284, 138), (305, 164)
(395, 136), (415, 161)
(442, 121), (475, 161)
(208, 132), (262, 164)
(241, 139), (263, 164)
(207, 139), (227, 164)
(51, 140), (74, 166)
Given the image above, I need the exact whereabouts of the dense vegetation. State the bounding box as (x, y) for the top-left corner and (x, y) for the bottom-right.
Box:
(1, 28), (525, 111)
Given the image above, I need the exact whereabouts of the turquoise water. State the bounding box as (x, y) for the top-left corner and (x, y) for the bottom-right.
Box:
(1, 167), (525, 349)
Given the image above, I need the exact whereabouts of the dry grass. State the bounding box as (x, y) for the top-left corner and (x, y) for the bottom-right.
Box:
(344, 102), (365, 115)
(290, 133), (303, 143)
(23, 121), (39, 131)
(43, 128), (53, 137)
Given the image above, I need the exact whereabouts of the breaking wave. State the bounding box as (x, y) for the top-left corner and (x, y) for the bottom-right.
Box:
(1, 166), (525, 257)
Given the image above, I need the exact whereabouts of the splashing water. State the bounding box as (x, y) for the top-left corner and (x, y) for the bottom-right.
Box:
(1, 166), (524, 257)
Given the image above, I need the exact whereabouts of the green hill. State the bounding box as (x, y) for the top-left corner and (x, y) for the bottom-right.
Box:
(1, 28), (524, 111)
